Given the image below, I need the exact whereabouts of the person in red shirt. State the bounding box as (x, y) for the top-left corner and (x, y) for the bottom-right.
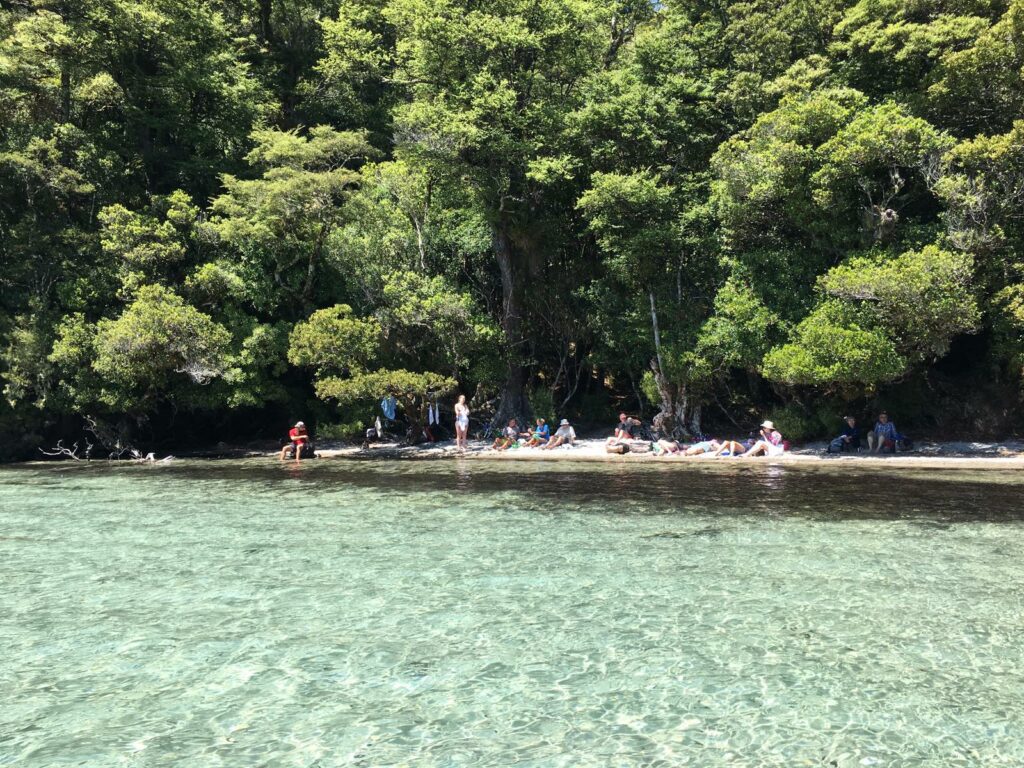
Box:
(280, 421), (310, 461)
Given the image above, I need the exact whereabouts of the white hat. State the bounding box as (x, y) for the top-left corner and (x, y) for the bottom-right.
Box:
(760, 420), (774, 430)
(295, 421), (305, 427)
(560, 419), (570, 426)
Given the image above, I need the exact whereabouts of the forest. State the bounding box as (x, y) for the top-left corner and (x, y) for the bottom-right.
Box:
(1, 0), (1023, 457)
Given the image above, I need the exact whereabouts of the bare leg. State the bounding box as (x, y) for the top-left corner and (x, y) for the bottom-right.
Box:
(742, 440), (768, 457)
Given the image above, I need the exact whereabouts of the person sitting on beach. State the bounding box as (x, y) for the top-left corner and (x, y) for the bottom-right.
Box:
(542, 419), (576, 449)
(683, 439), (721, 456)
(742, 420), (785, 457)
(520, 418), (550, 447)
(867, 411), (900, 453)
(606, 413), (641, 446)
(827, 416), (861, 454)
(491, 418), (519, 451)
(280, 421), (310, 461)
(711, 439), (746, 457)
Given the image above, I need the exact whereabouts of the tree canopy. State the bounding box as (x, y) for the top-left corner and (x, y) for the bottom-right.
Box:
(2, 0), (1023, 455)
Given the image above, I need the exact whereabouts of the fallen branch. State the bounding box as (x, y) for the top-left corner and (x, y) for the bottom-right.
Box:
(39, 439), (93, 461)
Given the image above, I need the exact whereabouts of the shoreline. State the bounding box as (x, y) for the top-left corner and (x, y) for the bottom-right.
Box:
(14, 438), (1024, 471)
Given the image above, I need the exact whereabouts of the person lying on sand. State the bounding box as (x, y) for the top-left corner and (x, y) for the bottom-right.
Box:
(653, 439), (683, 456)
(542, 419), (576, 449)
(742, 421), (785, 457)
(491, 418), (519, 451)
(520, 418), (550, 447)
(710, 440), (746, 457)
(683, 439), (721, 456)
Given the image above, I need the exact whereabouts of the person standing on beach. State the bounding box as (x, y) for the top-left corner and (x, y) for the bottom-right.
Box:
(454, 394), (470, 451)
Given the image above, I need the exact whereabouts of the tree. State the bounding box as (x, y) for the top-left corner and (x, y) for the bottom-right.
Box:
(287, 303), (458, 442)
(210, 126), (378, 315)
(322, 0), (650, 423)
(764, 246), (980, 389)
(50, 284), (232, 413)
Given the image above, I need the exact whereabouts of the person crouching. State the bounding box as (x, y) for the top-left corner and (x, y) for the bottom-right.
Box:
(281, 421), (311, 461)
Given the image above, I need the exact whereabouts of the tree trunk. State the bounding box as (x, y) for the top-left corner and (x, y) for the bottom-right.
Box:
(414, 218), (426, 271)
(689, 403), (702, 437)
(301, 222), (330, 315)
(647, 291), (687, 438)
(492, 222), (532, 425)
(60, 67), (71, 124)
(258, 0), (274, 44)
(397, 394), (427, 445)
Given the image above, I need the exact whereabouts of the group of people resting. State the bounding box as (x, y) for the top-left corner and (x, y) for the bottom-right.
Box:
(826, 411), (910, 453)
(489, 410), (910, 456)
(489, 412), (787, 457)
(643, 418), (786, 458)
(490, 417), (578, 451)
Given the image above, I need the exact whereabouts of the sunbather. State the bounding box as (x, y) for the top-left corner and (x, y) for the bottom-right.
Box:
(542, 419), (576, 449)
(710, 439), (746, 457)
(653, 439), (683, 455)
(742, 421), (785, 457)
(683, 439), (721, 456)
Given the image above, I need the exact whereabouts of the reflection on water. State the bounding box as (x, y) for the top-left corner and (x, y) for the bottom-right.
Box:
(1, 459), (1023, 767)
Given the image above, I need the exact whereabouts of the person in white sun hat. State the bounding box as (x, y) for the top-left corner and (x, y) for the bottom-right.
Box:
(742, 419), (785, 457)
(542, 419), (576, 449)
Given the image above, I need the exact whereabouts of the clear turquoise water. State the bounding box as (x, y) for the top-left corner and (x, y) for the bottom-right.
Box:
(1, 459), (1023, 767)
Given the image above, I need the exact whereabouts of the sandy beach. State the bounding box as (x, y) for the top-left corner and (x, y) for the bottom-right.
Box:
(305, 438), (1024, 470)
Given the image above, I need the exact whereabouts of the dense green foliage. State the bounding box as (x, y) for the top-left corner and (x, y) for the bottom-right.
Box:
(3, 0), (1023, 454)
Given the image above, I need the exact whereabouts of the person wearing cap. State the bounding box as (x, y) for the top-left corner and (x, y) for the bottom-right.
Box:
(542, 418), (576, 449)
(280, 421), (310, 461)
(827, 416), (861, 453)
(741, 420), (785, 457)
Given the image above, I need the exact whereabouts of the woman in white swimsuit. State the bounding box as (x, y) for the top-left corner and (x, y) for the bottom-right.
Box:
(454, 394), (470, 451)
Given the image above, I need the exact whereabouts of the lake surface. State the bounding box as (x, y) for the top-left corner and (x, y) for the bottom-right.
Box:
(1, 459), (1023, 767)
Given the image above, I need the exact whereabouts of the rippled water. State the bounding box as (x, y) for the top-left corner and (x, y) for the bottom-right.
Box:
(2, 459), (1023, 767)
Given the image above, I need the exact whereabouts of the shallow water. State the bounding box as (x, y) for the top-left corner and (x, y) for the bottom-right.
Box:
(2, 459), (1023, 767)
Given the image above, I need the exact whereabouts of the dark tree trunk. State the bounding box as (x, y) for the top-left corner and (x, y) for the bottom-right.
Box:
(59, 67), (71, 123)
(258, 0), (274, 44)
(648, 291), (681, 438)
(492, 222), (532, 426)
